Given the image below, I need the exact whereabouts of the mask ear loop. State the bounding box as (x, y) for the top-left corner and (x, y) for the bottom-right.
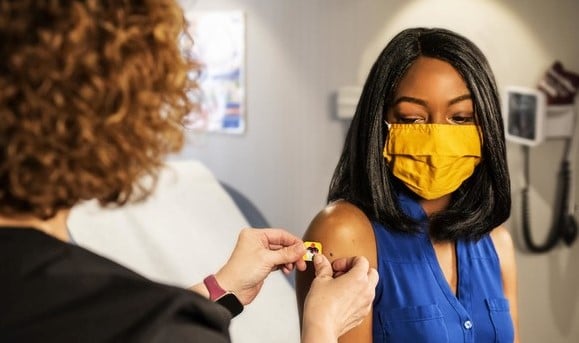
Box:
(383, 121), (392, 160)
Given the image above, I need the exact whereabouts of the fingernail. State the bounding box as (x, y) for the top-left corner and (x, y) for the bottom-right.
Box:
(313, 254), (321, 264)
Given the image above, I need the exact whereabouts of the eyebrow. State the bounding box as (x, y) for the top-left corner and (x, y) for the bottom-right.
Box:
(393, 94), (472, 107)
(393, 96), (428, 107)
(448, 94), (472, 105)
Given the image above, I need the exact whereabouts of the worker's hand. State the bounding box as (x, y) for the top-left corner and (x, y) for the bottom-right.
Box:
(301, 255), (378, 342)
(214, 228), (307, 305)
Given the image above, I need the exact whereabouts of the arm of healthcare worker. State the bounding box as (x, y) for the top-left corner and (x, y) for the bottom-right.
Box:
(190, 228), (307, 305)
(191, 227), (378, 343)
(296, 201), (378, 343)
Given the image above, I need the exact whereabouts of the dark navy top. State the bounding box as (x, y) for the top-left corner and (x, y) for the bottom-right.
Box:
(371, 193), (514, 342)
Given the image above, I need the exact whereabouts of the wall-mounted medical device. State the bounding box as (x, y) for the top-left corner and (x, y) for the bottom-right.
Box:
(503, 86), (577, 146)
(503, 86), (546, 146)
(504, 61), (579, 253)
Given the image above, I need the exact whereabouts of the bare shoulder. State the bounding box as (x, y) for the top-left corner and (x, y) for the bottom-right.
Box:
(297, 201), (378, 341)
(489, 225), (516, 261)
(489, 225), (520, 341)
(489, 225), (517, 280)
(303, 200), (376, 266)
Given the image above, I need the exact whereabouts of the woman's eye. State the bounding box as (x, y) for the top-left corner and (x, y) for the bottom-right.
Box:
(397, 116), (425, 124)
(449, 114), (474, 124)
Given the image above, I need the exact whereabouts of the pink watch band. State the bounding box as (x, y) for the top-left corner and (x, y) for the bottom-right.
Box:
(203, 274), (244, 317)
(203, 274), (226, 301)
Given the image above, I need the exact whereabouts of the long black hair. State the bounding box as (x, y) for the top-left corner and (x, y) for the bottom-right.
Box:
(328, 27), (511, 241)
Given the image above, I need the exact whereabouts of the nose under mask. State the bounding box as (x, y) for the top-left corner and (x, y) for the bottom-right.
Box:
(383, 123), (482, 200)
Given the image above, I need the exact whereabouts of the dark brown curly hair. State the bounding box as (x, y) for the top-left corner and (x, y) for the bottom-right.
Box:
(0, 0), (197, 219)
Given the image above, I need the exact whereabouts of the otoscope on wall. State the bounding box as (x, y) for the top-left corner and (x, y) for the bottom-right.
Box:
(503, 62), (579, 253)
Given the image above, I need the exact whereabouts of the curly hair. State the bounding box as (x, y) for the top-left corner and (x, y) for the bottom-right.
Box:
(0, 0), (196, 219)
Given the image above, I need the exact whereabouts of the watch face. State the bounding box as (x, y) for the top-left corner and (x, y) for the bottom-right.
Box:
(216, 292), (244, 317)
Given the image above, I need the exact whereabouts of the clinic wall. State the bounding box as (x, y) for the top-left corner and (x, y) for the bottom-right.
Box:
(177, 0), (579, 342)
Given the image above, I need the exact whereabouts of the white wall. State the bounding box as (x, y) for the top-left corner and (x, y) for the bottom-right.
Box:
(177, 0), (579, 342)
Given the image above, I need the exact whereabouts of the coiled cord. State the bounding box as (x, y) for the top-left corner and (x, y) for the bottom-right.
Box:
(521, 142), (577, 253)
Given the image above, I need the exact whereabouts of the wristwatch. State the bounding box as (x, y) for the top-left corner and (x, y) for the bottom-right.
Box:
(203, 274), (244, 317)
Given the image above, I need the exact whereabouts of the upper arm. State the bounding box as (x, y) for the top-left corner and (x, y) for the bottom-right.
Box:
(295, 201), (377, 343)
(490, 226), (520, 343)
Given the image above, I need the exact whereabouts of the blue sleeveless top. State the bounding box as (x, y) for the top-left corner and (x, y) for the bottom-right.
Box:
(371, 193), (514, 342)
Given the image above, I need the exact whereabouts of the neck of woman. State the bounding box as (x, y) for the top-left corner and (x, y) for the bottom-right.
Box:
(420, 194), (452, 217)
(0, 209), (71, 242)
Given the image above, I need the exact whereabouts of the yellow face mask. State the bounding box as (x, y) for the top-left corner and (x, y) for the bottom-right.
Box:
(383, 123), (482, 200)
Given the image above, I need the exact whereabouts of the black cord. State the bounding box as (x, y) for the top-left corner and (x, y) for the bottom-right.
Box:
(553, 158), (578, 246)
(557, 142), (578, 245)
(521, 146), (560, 252)
(521, 141), (577, 253)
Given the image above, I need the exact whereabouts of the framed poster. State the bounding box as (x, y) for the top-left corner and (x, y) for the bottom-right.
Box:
(182, 11), (245, 134)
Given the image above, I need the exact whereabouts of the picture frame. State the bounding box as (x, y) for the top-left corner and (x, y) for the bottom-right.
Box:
(182, 11), (246, 134)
